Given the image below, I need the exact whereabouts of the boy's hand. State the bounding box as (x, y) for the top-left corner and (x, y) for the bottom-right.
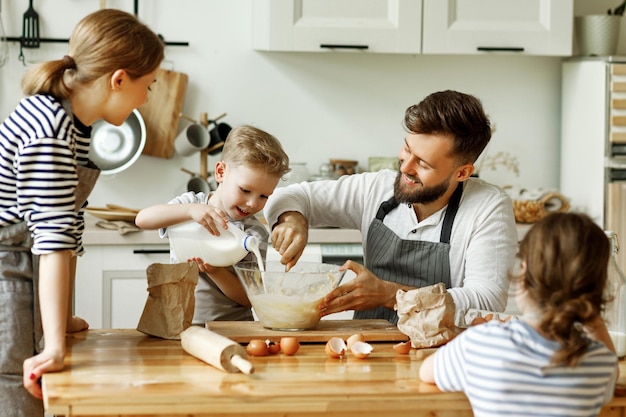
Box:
(189, 205), (228, 235)
(189, 257), (220, 274)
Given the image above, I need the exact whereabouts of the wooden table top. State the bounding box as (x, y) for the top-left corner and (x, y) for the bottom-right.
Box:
(43, 329), (626, 417)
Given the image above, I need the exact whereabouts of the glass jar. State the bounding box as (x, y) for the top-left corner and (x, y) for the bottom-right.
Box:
(604, 231), (626, 358)
(281, 162), (310, 186)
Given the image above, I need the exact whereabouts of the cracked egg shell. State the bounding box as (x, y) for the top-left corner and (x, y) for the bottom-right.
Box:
(393, 340), (412, 354)
(350, 341), (373, 359)
(325, 337), (347, 358)
(266, 340), (281, 355)
(346, 333), (365, 350)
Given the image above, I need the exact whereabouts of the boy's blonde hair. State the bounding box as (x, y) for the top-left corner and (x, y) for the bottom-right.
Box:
(22, 9), (164, 98)
(221, 125), (290, 178)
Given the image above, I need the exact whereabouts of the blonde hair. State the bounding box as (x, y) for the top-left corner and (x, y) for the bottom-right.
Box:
(22, 9), (164, 98)
(221, 125), (290, 178)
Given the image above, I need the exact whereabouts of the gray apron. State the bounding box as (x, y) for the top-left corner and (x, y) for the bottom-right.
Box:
(0, 160), (99, 417)
(356, 183), (463, 325)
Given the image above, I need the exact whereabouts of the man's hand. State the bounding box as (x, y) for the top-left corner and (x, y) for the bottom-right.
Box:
(318, 260), (405, 316)
(270, 211), (309, 271)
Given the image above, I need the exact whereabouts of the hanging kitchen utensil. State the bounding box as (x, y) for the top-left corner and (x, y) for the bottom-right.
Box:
(19, 0), (40, 65)
(22, 0), (40, 48)
(0, 0), (8, 67)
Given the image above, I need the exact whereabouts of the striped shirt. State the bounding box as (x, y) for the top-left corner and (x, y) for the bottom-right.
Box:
(0, 94), (92, 254)
(433, 319), (618, 417)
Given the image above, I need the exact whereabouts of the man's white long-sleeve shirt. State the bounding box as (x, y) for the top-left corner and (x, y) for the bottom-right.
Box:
(264, 170), (518, 317)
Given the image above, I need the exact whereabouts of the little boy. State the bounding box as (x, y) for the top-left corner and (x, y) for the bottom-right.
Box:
(136, 125), (290, 324)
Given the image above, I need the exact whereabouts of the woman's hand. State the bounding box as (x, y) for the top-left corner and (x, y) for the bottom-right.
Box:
(23, 350), (64, 400)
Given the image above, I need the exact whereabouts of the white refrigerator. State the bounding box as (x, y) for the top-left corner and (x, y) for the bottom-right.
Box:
(561, 57), (626, 271)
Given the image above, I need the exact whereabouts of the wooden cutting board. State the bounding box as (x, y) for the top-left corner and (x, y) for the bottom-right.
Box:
(206, 319), (409, 343)
(138, 68), (188, 159)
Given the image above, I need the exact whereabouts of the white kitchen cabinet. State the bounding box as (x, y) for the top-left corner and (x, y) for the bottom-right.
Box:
(252, 0), (572, 56)
(252, 0), (423, 54)
(422, 0), (573, 56)
(74, 244), (170, 329)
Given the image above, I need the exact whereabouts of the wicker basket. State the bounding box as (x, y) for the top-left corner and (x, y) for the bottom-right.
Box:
(512, 192), (570, 224)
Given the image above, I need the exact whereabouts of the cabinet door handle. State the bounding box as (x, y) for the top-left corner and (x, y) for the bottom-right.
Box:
(133, 249), (170, 254)
(477, 46), (524, 52)
(320, 44), (369, 50)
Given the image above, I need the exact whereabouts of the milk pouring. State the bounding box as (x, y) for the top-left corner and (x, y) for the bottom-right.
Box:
(168, 221), (259, 267)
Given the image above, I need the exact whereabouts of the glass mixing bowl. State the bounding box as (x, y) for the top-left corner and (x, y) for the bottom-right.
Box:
(234, 261), (346, 331)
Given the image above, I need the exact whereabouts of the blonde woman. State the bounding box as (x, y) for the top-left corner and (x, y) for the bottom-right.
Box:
(0, 9), (163, 414)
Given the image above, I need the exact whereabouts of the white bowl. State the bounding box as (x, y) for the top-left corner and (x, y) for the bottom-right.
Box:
(89, 109), (146, 175)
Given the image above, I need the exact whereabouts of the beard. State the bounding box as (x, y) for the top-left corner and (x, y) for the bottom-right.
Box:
(393, 170), (450, 205)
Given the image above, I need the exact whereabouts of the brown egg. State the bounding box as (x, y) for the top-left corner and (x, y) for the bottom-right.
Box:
(346, 333), (365, 350)
(325, 337), (347, 359)
(393, 340), (412, 354)
(266, 339), (281, 354)
(246, 339), (269, 356)
(484, 313), (494, 321)
(280, 337), (300, 356)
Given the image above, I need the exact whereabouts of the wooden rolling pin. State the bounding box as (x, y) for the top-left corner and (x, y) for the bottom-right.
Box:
(180, 326), (254, 374)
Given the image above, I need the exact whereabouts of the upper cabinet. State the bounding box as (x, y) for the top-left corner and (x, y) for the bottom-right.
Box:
(252, 0), (573, 56)
(422, 0), (573, 56)
(252, 0), (423, 54)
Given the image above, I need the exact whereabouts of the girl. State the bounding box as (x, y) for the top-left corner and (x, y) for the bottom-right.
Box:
(0, 9), (163, 415)
(420, 212), (618, 417)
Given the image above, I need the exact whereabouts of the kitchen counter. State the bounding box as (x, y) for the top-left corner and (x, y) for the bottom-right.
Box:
(83, 214), (362, 245)
(83, 214), (531, 246)
(43, 329), (626, 417)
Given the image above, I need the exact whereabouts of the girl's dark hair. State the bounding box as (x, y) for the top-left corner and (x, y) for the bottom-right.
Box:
(515, 212), (610, 366)
(22, 9), (164, 98)
(403, 90), (492, 164)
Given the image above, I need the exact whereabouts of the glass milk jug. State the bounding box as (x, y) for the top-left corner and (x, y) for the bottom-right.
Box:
(604, 231), (626, 358)
(168, 221), (259, 267)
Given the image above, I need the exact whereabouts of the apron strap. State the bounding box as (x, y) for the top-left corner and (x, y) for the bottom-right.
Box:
(439, 182), (464, 244)
(375, 197), (399, 221)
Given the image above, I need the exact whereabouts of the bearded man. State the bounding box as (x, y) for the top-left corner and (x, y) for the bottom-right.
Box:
(264, 90), (518, 325)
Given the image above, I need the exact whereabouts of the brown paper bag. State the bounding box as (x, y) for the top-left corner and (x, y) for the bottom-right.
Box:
(136, 262), (199, 340)
(395, 282), (457, 348)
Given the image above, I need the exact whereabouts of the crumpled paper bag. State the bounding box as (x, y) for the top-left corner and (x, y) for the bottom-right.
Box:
(137, 262), (199, 340)
(395, 282), (457, 348)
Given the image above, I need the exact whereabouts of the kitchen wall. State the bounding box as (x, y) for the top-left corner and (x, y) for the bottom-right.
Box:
(0, 0), (620, 208)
